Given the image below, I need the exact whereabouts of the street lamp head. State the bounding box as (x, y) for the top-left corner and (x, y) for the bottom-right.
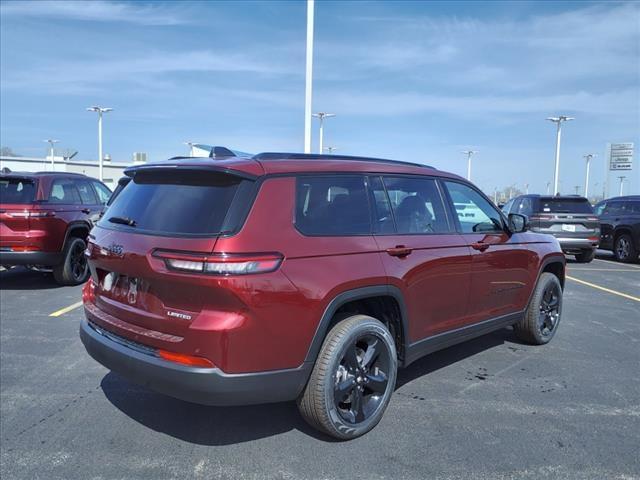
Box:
(546, 116), (574, 123)
(44, 139), (59, 144)
(312, 112), (336, 119)
(87, 106), (113, 113)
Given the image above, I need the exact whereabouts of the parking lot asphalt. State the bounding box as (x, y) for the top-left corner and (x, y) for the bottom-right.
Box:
(1, 253), (639, 480)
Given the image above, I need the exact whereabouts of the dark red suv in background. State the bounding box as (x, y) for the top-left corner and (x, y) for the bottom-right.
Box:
(80, 153), (565, 439)
(0, 171), (112, 285)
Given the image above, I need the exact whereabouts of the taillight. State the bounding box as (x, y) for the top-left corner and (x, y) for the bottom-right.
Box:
(157, 349), (214, 368)
(82, 278), (96, 304)
(153, 250), (283, 276)
(6, 211), (55, 218)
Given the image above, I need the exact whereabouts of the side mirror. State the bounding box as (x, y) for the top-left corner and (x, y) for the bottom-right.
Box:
(508, 213), (528, 233)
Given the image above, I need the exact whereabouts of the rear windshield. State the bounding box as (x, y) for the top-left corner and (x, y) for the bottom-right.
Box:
(0, 177), (37, 204)
(537, 198), (594, 214)
(99, 170), (251, 235)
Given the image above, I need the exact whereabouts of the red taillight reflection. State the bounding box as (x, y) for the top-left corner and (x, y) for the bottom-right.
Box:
(152, 250), (283, 276)
(82, 278), (96, 304)
(158, 349), (214, 368)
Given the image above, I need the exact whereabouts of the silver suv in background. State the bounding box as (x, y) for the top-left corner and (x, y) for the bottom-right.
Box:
(503, 195), (599, 263)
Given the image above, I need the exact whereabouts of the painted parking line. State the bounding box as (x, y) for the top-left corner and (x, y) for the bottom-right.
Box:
(566, 275), (640, 303)
(567, 268), (640, 272)
(593, 258), (640, 270)
(49, 301), (83, 317)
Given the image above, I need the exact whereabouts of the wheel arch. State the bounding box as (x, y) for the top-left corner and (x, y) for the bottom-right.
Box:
(303, 285), (410, 367)
(62, 221), (92, 249)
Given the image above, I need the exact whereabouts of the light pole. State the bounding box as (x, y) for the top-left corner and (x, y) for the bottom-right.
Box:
(618, 176), (626, 196)
(524, 183), (529, 194)
(184, 142), (195, 156)
(546, 115), (574, 195)
(324, 146), (337, 154)
(574, 185), (580, 195)
(583, 153), (595, 198)
(462, 150), (478, 181)
(44, 139), (59, 170)
(87, 106), (113, 181)
(303, 0), (315, 153)
(493, 187), (498, 204)
(312, 112), (335, 154)
(546, 181), (551, 195)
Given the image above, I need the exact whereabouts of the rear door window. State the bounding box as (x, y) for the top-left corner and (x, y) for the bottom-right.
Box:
(49, 179), (81, 204)
(538, 198), (594, 214)
(381, 176), (451, 234)
(75, 180), (99, 204)
(100, 170), (251, 236)
(91, 181), (112, 204)
(295, 176), (371, 235)
(0, 177), (36, 204)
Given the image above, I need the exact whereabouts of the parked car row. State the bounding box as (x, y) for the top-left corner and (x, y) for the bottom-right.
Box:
(502, 194), (640, 263)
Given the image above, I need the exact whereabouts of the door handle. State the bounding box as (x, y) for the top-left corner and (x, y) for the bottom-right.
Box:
(81, 208), (91, 214)
(386, 246), (413, 257)
(471, 241), (490, 252)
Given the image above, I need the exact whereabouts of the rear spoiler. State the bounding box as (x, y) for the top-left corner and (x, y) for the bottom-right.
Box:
(123, 163), (258, 181)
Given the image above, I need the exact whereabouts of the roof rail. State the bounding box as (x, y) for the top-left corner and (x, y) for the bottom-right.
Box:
(252, 152), (435, 169)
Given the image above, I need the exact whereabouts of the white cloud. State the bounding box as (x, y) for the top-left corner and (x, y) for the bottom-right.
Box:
(0, 0), (189, 26)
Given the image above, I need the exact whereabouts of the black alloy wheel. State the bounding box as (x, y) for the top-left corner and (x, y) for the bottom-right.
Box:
(333, 334), (392, 425)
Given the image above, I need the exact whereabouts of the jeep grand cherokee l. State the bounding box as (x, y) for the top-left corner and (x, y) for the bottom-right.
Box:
(80, 153), (565, 439)
(502, 194), (599, 263)
(0, 171), (112, 284)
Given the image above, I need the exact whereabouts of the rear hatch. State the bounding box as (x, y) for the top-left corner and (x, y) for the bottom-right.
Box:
(0, 176), (40, 250)
(86, 166), (259, 346)
(529, 197), (599, 239)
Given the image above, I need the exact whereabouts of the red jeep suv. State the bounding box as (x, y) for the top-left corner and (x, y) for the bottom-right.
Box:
(80, 153), (565, 439)
(1, 171), (112, 285)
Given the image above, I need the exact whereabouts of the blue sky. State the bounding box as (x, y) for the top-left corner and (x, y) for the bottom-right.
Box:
(1, 0), (639, 196)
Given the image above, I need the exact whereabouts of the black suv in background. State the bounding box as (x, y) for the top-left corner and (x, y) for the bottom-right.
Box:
(594, 196), (640, 263)
(502, 195), (599, 263)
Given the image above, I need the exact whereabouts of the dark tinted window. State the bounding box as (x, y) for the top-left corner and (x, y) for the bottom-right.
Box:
(91, 181), (112, 204)
(502, 198), (515, 213)
(514, 197), (534, 216)
(444, 181), (504, 233)
(0, 177), (36, 204)
(629, 201), (640, 214)
(537, 198), (594, 214)
(383, 176), (451, 234)
(296, 176), (370, 235)
(49, 179), (81, 204)
(603, 201), (623, 216)
(100, 170), (247, 235)
(76, 180), (98, 204)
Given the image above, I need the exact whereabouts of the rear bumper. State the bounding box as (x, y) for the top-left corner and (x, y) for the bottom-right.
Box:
(555, 238), (598, 253)
(0, 251), (62, 266)
(79, 317), (311, 406)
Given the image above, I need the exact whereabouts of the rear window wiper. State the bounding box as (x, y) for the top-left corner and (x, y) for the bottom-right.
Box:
(108, 216), (137, 227)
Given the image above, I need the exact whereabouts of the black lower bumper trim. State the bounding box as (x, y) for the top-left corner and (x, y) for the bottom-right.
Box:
(79, 318), (311, 406)
(0, 251), (62, 266)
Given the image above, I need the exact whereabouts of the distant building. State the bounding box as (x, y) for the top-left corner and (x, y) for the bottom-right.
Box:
(0, 154), (147, 188)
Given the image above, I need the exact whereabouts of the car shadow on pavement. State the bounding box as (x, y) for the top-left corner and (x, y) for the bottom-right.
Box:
(101, 327), (519, 445)
(0, 267), (62, 290)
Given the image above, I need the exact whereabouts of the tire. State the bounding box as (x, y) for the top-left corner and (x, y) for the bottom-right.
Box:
(614, 233), (638, 263)
(574, 249), (595, 263)
(297, 314), (397, 440)
(53, 237), (89, 286)
(514, 272), (563, 345)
